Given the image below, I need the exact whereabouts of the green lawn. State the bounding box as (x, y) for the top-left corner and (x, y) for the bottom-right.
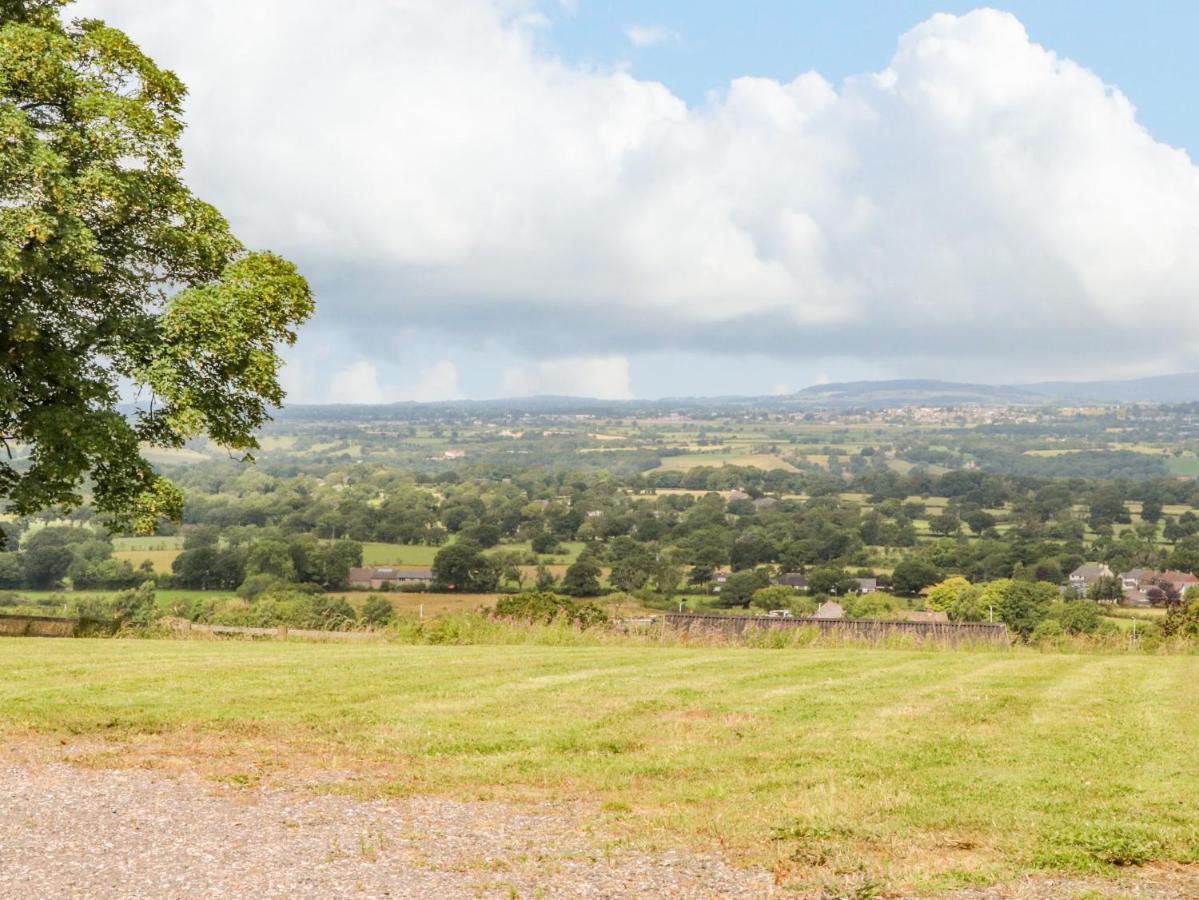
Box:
(2, 640), (1196, 892)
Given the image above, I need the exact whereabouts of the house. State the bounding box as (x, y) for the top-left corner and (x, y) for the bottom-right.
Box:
(752, 496), (778, 510)
(1157, 570), (1198, 592)
(1119, 568), (1156, 593)
(710, 569), (731, 593)
(854, 577), (878, 595)
(1068, 563), (1113, 595)
(777, 572), (808, 592)
(348, 566), (433, 589)
(727, 489), (750, 502)
(1118, 569), (1197, 605)
(812, 600), (844, 620)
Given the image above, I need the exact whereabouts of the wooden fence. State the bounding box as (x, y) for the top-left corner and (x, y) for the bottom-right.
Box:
(0, 614), (79, 638)
(664, 613), (1010, 646)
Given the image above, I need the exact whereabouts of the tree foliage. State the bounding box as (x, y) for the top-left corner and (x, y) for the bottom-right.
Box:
(0, 1), (312, 540)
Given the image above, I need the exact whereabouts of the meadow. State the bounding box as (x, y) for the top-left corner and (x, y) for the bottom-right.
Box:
(3, 638), (1196, 894)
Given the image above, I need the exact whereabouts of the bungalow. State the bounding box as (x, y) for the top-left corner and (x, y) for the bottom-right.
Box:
(1068, 563), (1113, 595)
(348, 566), (433, 589)
(854, 577), (878, 595)
(777, 572), (808, 592)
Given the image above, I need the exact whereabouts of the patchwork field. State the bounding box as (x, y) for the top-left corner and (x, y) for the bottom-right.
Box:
(2, 640), (1196, 894)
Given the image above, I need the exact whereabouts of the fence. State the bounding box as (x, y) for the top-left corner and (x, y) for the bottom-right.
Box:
(664, 613), (1010, 646)
(0, 614), (79, 638)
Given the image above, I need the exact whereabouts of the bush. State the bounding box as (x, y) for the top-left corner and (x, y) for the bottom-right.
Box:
(361, 595), (395, 626)
(237, 572), (280, 599)
(493, 591), (609, 628)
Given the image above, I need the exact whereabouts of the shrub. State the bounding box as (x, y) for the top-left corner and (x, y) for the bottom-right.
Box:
(493, 591), (608, 628)
(361, 595), (395, 626)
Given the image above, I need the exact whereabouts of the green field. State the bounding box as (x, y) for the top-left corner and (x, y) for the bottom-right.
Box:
(360, 541), (584, 567)
(3, 639), (1196, 893)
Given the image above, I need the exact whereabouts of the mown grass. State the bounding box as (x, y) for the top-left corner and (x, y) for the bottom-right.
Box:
(1, 639), (1196, 891)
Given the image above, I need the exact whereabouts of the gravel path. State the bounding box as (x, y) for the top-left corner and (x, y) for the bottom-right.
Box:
(0, 762), (774, 899)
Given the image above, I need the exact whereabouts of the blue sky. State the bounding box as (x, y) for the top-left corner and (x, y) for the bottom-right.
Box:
(83, 0), (1199, 401)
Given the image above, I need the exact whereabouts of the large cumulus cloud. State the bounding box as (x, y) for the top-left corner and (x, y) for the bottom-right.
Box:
(74, 1), (1199, 384)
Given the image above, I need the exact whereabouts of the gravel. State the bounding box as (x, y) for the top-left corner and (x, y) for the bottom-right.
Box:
(0, 761), (775, 899)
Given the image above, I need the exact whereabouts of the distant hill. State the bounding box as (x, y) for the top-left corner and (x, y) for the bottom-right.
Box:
(1026, 373), (1199, 404)
(793, 379), (1048, 407)
(792, 374), (1199, 407)
(260, 373), (1199, 418)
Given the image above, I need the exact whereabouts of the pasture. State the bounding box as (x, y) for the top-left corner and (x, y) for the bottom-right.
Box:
(2, 639), (1196, 893)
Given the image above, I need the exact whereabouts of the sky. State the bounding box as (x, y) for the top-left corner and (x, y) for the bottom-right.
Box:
(73, 1), (1199, 402)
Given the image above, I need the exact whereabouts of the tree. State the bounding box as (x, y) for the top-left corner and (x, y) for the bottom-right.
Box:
(980, 579), (1056, 639)
(0, 2), (313, 542)
(1086, 574), (1124, 603)
(891, 557), (941, 595)
(806, 567), (859, 597)
(1140, 498), (1164, 525)
(534, 563), (558, 591)
(361, 595), (395, 627)
(0, 552), (25, 588)
(561, 557), (603, 597)
(1168, 534), (1199, 574)
(750, 585), (810, 613)
(432, 539), (498, 592)
(926, 576), (972, 612)
(718, 569), (770, 607)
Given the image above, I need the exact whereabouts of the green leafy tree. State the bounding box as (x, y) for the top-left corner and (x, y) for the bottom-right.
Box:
(891, 557), (942, 595)
(432, 539), (498, 592)
(926, 576), (972, 612)
(1087, 574), (1125, 603)
(718, 568), (770, 607)
(0, 552), (25, 588)
(0, 1), (313, 542)
(360, 595), (395, 627)
(534, 563), (558, 591)
(561, 557), (603, 597)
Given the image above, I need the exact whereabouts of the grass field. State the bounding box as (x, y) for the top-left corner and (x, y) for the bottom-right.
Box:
(651, 452), (799, 473)
(113, 548), (179, 574)
(2, 640), (1196, 893)
(360, 541), (584, 566)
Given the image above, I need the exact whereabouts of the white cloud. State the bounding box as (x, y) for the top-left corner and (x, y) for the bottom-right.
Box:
(626, 24), (675, 48)
(500, 356), (632, 399)
(328, 359), (386, 404)
(71, 2), (1199, 382)
(405, 360), (463, 403)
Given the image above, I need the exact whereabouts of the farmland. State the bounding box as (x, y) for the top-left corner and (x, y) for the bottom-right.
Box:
(3, 638), (1197, 894)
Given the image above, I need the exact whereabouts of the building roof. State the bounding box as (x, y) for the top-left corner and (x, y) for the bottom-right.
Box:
(1069, 563), (1112, 580)
(812, 600), (844, 620)
(778, 573), (808, 588)
(1158, 570), (1198, 585)
(1120, 567), (1156, 582)
(855, 577), (878, 591)
(349, 566), (433, 582)
(904, 610), (950, 623)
